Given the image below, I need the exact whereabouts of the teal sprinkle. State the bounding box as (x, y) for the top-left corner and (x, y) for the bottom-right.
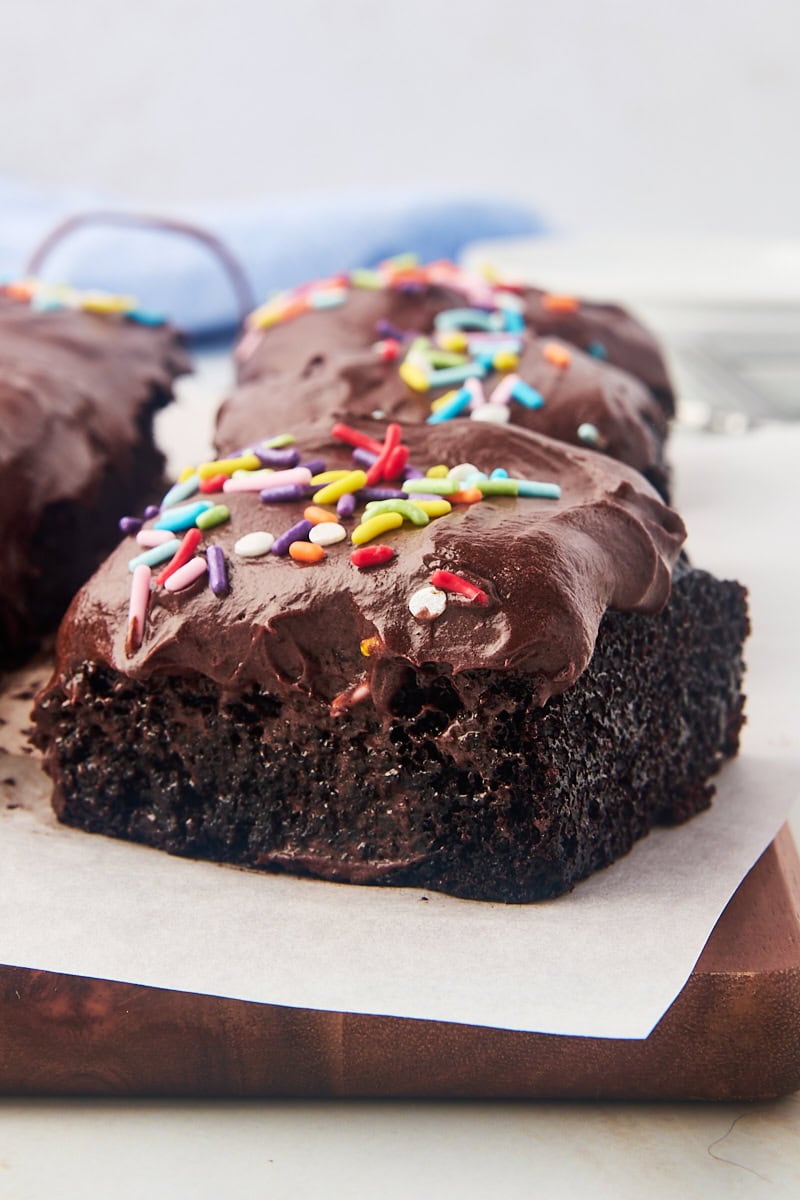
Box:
(426, 362), (486, 388)
(434, 308), (496, 332)
(128, 309), (166, 326)
(310, 290), (346, 309)
(159, 474), (200, 510)
(490, 468), (509, 480)
(128, 539), (181, 572)
(587, 340), (608, 360)
(515, 480), (562, 500)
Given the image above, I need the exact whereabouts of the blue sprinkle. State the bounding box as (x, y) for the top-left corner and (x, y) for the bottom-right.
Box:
(502, 310), (526, 333)
(587, 340), (608, 360)
(154, 500), (213, 531)
(511, 379), (545, 409)
(128, 539), (181, 572)
(426, 386), (472, 425)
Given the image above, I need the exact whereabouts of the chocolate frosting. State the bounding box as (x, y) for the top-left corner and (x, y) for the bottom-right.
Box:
(0, 296), (190, 647)
(52, 421), (686, 715)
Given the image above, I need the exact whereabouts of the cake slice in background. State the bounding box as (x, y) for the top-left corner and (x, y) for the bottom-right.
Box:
(0, 281), (190, 667)
(229, 258), (672, 498)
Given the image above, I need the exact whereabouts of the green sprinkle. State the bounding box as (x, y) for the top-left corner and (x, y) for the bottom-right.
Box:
(363, 499), (430, 526)
(350, 268), (384, 290)
(476, 479), (519, 497)
(263, 433), (296, 449)
(403, 477), (457, 495)
(196, 504), (231, 530)
(426, 349), (469, 368)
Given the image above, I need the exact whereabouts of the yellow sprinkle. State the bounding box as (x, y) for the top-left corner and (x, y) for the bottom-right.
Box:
(493, 351), (520, 372)
(314, 470), (368, 505)
(351, 511), (404, 545)
(310, 469), (350, 485)
(250, 302), (286, 329)
(430, 389), (459, 413)
(197, 453), (261, 479)
(79, 291), (136, 314)
(478, 261), (500, 283)
(438, 331), (468, 353)
(415, 499), (452, 518)
(399, 360), (430, 393)
(426, 464), (450, 479)
(177, 465), (196, 483)
(360, 636), (380, 657)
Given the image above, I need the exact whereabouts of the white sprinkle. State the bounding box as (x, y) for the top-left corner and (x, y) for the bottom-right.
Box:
(471, 403), (510, 425)
(447, 462), (481, 485)
(408, 585), (447, 622)
(309, 522), (347, 547)
(234, 531), (275, 557)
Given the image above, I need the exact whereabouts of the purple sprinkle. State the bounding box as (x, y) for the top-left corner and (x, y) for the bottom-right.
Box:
(118, 516), (142, 536)
(254, 447), (301, 469)
(206, 545), (228, 596)
(337, 492), (356, 520)
(259, 484), (308, 504)
(402, 465), (425, 481)
(352, 447), (379, 469)
(144, 504), (159, 520)
(406, 492), (444, 502)
(375, 318), (406, 340)
(300, 457), (327, 476)
(272, 518), (313, 555)
(359, 487), (408, 501)
(399, 282), (425, 295)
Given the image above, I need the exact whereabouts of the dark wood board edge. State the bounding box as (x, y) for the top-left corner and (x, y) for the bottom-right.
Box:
(1, 827), (799, 1101)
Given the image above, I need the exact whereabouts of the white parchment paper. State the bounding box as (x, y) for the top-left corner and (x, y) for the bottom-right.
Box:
(1, 409), (798, 1040)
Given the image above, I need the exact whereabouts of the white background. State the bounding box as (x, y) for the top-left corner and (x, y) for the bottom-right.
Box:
(1, 0), (799, 235)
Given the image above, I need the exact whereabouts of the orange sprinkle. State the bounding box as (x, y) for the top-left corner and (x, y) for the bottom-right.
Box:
(449, 487), (483, 504)
(5, 282), (33, 301)
(543, 342), (572, 368)
(304, 505), (340, 525)
(542, 293), (579, 313)
(289, 541), (325, 563)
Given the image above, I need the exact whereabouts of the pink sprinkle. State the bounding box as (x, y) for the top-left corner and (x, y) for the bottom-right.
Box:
(465, 377), (486, 410)
(223, 466), (312, 494)
(136, 528), (177, 548)
(164, 557), (208, 593)
(126, 564), (151, 656)
(489, 374), (518, 406)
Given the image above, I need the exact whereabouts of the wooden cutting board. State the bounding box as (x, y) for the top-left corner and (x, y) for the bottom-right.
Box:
(2, 825), (798, 1101)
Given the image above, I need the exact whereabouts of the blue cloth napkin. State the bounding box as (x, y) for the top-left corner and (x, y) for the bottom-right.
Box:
(0, 176), (541, 334)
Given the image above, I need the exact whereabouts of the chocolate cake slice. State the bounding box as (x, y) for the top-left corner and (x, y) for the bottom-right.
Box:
(32, 420), (747, 901)
(0, 283), (190, 666)
(229, 259), (671, 498)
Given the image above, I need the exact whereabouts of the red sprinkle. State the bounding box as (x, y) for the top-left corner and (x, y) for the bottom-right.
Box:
(332, 422), (384, 455)
(383, 443), (409, 481)
(155, 528), (203, 586)
(365, 422), (402, 485)
(430, 569), (489, 607)
(377, 338), (402, 363)
(199, 473), (228, 494)
(351, 545), (396, 569)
